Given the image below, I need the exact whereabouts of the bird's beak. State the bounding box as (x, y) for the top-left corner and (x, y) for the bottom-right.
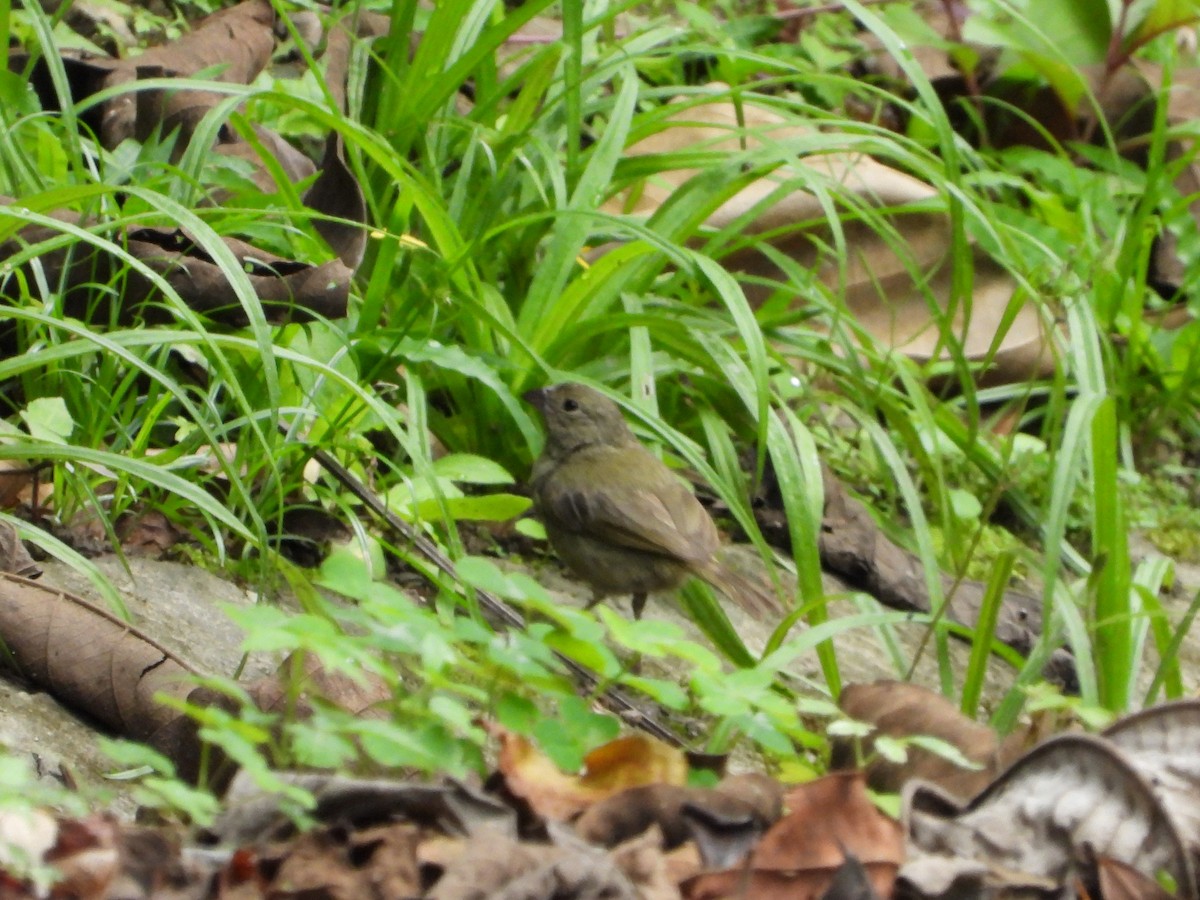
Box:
(522, 387), (548, 411)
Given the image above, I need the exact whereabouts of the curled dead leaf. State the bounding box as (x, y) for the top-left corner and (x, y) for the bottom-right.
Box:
(208, 772), (514, 847)
(0, 203), (352, 329)
(833, 680), (1010, 800)
(901, 732), (1198, 899)
(0, 572), (198, 744)
(1102, 699), (1200, 864)
(574, 772), (782, 851)
(105, 0), (276, 148)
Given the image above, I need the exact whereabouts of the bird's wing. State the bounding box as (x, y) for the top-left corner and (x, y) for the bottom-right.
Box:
(539, 447), (719, 565)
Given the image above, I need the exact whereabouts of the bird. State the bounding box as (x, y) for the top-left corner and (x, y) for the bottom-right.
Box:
(523, 382), (780, 619)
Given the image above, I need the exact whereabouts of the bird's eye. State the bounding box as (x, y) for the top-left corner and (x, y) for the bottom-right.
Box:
(562, 398), (579, 412)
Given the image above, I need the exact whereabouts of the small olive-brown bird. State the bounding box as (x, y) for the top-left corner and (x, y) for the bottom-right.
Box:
(524, 382), (780, 619)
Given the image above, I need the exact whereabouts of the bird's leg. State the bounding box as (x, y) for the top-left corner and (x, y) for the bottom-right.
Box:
(585, 592), (603, 611)
(631, 592), (647, 620)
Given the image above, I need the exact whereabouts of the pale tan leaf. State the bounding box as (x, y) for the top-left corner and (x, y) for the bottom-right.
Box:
(600, 91), (1059, 386)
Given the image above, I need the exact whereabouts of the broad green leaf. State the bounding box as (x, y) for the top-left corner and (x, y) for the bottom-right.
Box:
(495, 693), (540, 735)
(619, 675), (688, 709)
(544, 632), (621, 679)
(21, 397), (73, 443)
(455, 555), (514, 596)
(1125, 0), (1200, 51)
(433, 453), (516, 485)
(965, 0), (1111, 67)
(948, 488), (982, 521)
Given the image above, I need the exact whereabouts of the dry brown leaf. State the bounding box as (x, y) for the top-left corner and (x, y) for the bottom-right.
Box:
(115, 510), (183, 558)
(10, 3), (274, 150)
(417, 834), (468, 883)
(680, 777), (782, 871)
(293, 14), (370, 270)
(833, 681), (1008, 800)
(305, 133), (369, 270)
(427, 830), (638, 900)
(493, 730), (605, 822)
(840, 251), (1056, 388)
(575, 784), (700, 848)
(345, 823), (424, 898)
(0, 571), (241, 785)
(1095, 853), (1178, 900)
(683, 773), (902, 900)
(663, 842), (705, 890)
(7, 1), (372, 314)
(212, 846), (266, 898)
(0, 461), (35, 510)
(685, 859), (899, 900)
(212, 123), (317, 192)
(494, 729), (689, 823)
(109, 826), (197, 899)
(894, 854), (1063, 898)
(0, 203), (352, 329)
(0, 572), (199, 744)
(252, 824), (421, 900)
(609, 826), (681, 900)
(43, 814), (121, 900)
(769, 773), (903, 871)
(52, 0), (138, 53)
(581, 735), (690, 792)
(574, 773), (782, 850)
(101, 0), (276, 148)
(819, 853), (884, 900)
(0, 522), (40, 579)
(209, 773), (514, 847)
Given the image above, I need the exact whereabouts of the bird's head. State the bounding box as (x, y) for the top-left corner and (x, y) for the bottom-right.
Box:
(523, 383), (634, 458)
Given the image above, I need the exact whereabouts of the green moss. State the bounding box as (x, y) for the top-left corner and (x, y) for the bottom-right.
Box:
(1144, 525), (1200, 562)
(929, 524), (1032, 583)
(1124, 458), (1200, 562)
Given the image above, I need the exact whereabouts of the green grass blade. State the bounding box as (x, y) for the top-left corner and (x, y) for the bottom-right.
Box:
(518, 67), (639, 354)
(679, 580), (755, 668)
(961, 550), (1014, 718)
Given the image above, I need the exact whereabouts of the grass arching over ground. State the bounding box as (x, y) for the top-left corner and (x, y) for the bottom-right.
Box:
(2, 0), (1200, 808)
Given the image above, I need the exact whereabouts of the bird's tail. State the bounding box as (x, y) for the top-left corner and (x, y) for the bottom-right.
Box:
(701, 552), (786, 620)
